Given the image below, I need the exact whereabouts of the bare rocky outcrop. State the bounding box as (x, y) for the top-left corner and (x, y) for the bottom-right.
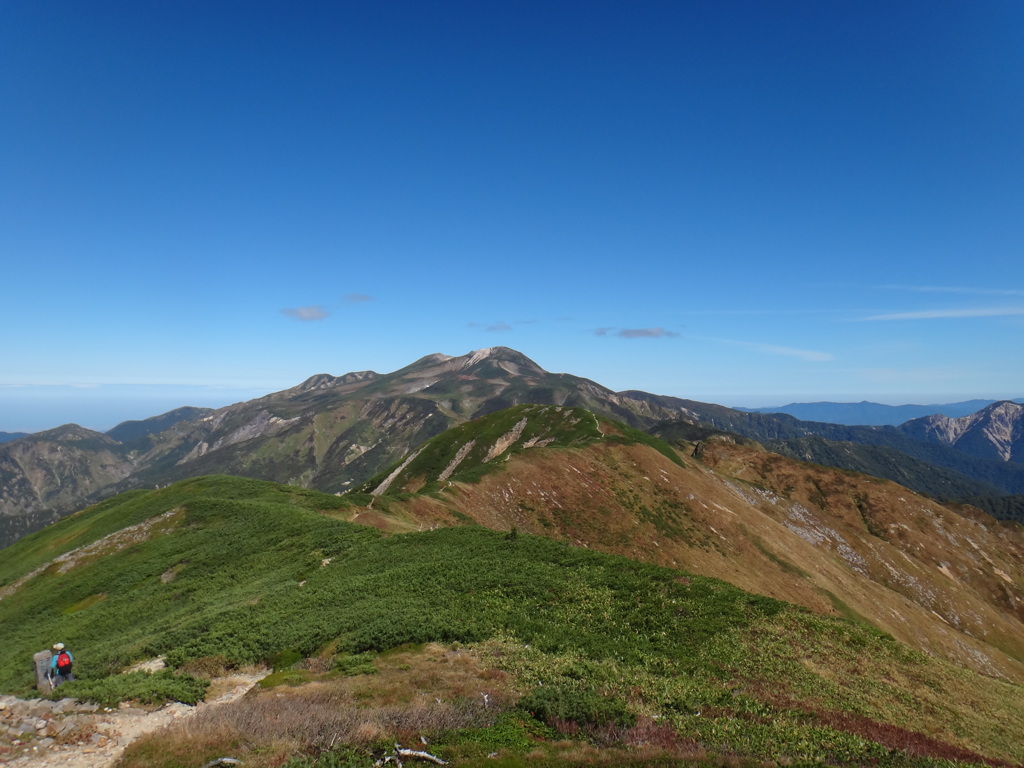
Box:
(438, 441), (477, 481)
(372, 448), (426, 496)
(484, 419), (528, 463)
(900, 401), (1024, 462)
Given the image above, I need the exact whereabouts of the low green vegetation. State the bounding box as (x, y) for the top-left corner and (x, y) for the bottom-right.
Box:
(960, 494), (1024, 523)
(57, 669), (208, 707)
(357, 404), (684, 493)
(603, 421), (686, 468)
(1, 474), (1021, 766)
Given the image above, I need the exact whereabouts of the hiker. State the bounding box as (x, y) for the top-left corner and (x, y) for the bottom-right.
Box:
(50, 642), (75, 687)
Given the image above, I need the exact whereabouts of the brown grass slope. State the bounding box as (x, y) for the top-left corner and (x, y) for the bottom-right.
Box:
(358, 434), (1024, 685)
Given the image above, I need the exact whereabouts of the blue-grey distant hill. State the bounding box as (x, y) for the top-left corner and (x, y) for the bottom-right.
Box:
(739, 399), (1024, 426)
(0, 432), (29, 443)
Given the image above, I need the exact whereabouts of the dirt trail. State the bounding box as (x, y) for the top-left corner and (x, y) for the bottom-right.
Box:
(1, 672), (264, 768)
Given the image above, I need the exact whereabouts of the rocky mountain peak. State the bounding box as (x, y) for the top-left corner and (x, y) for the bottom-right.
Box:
(915, 413), (966, 443)
(974, 401), (1024, 462)
(398, 348), (547, 383)
(35, 424), (107, 442)
(296, 373), (340, 391)
(901, 400), (1024, 463)
(338, 370), (378, 385)
(292, 370), (379, 394)
(414, 353), (455, 366)
(457, 347), (546, 375)
(987, 400), (1024, 418)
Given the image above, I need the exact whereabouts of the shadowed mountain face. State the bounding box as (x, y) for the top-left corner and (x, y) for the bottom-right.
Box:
(1, 347), (1022, 549)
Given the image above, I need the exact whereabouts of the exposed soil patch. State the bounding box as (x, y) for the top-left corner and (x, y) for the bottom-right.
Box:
(0, 670), (263, 768)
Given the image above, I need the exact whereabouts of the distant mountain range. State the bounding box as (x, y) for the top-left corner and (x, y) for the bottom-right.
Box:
(635, 395), (1024, 498)
(2, 347), (1023, 549)
(0, 432), (29, 444)
(740, 399), (1024, 426)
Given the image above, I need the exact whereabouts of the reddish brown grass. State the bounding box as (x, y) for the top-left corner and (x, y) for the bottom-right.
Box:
(813, 708), (1017, 767)
(747, 688), (1016, 768)
(121, 643), (518, 768)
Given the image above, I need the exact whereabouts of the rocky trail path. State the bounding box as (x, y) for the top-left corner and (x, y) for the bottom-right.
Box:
(0, 671), (264, 768)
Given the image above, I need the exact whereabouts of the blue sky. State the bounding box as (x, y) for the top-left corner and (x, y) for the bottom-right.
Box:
(2, 1), (1023, 432)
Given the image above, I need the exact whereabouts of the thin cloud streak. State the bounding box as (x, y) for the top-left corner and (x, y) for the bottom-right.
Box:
(699, 336), (834, 362)
(594, 327), (680, 338)
(620, 327), (679, 338)
(281, 306), (330, 321)
(0, 382), (102, 389)
(343, 293), (372, 304)
(675, 308), (836, 316)
(862, 307), (1024, 321)
(880, 285), (1024, 297)
(468, 321), (513, 332)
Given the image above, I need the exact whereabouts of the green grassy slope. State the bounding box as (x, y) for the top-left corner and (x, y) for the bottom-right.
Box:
(0, 476), (1021, 765)
(357, 403), (683, 495)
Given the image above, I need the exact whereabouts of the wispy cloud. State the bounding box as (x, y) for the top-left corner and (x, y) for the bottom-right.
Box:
(469, 321), (514, 332)
(0, 382), (102, 389)
(621, 327), (679, 338)
(699, 336), (834, 362)
(675, 308), (834, 316)
(751, 344), (833, 361)
(853, 366), (974, 385)
(880, 285), (1024, 297)
(594, 327), (680, 338)
(862, 307), (1024, 321)
(342, 293), (372, 304)
(281, 305), (330, 321)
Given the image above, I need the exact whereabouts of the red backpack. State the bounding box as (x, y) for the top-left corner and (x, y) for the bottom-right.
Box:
(56, 651), (72, 671)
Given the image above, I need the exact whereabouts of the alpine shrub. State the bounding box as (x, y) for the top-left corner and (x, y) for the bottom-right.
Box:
(519, 685), (635, 729)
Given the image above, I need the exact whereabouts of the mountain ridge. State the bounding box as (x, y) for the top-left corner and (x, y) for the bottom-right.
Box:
(628, 392), (1024, 496)
(2, 347), (1022, 549)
